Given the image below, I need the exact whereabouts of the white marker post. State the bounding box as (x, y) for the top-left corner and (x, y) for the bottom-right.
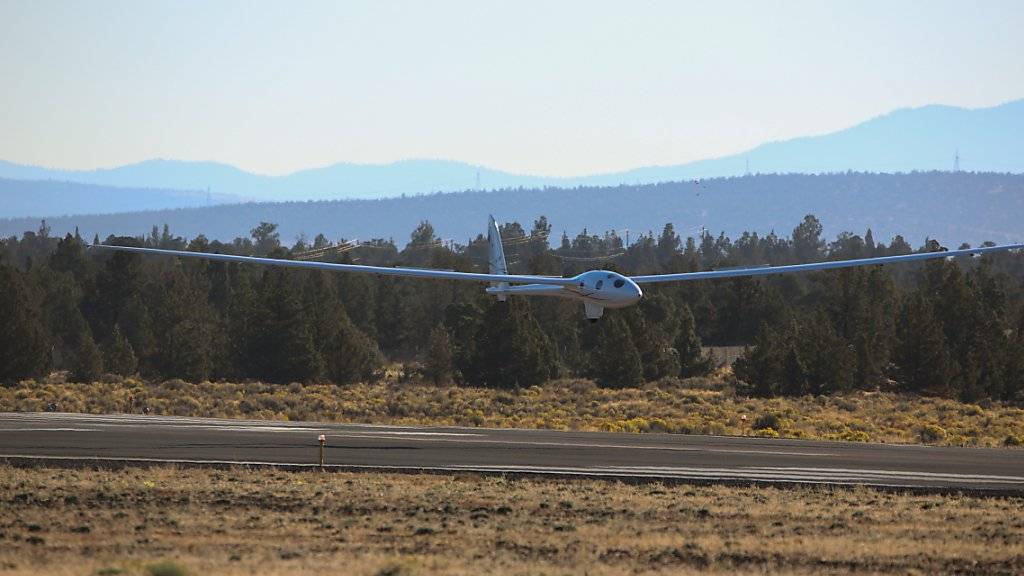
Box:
(318, 434), (326, 471)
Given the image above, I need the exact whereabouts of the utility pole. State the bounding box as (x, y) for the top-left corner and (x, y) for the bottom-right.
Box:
(953, 149), (960, 172)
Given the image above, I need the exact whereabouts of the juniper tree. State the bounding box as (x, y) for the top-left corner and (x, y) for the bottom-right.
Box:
(71, 326), (104, 382)
(105, 324), (138, 376)
(469, 300), (558, 389)
(301, 270), (379, 384)
(793, 309), (854, 394)
(423, 326), (455, 385)
(591, 315), (644, 388)
(675, 303), (712, 377)
(629, 297), (680, 382)
(443, 299), (484, 382)
(780, 344), (809, 396)
(733, 322), (783, 397)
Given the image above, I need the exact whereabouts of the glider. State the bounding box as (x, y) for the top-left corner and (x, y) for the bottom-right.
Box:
(91, 216), (1024, 321)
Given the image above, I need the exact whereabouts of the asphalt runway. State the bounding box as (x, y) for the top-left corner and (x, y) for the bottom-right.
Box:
(2, 412), (1023, 493)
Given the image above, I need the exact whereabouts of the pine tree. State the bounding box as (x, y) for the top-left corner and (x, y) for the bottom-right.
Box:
(148, 265), (217, 382)
(118, 294), (156, 375)
(32, 266), (87, 370)
(821, 267), (896, 389)
(246, 269), (323, 383)
(1003, 309), (1024, 402)
(656, 223), (681, 269)
(250, 222), (281, 256)
(374, 276), (408, 352)
(92, 246), (144, 337)
(443, 299), (484, 380)
(0, 264), (50, 382)
(335, 255), (378, 339)
(49, 233), (93, 285)
(792, 214), (825, 262)
(893, 295), (951, 395)
(625, 296), (680, 381)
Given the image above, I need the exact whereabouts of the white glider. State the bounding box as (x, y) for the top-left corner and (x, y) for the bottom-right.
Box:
(91, 216), (1024, 321)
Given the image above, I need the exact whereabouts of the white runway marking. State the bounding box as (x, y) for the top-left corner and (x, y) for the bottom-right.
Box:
(8, 414), (830, 454)
(317, 433), (836, 456)
(2, 413), (835, 455)
(333, 431), (483, 437)
(4, 412), (1023, 491)
(746, 466), (1024, 482)
(8, 413), (481, 436)
(0, 428), (99, 432)
(3, 453), (1018, 489)
(447, 464), (1024, 485)
(184, 425), (326, 432)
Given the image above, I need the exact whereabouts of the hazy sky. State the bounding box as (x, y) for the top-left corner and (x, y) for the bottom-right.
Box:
(2, 0), (1023, 176)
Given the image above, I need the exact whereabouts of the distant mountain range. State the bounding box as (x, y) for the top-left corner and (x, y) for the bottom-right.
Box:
(0, 98), (1021, 219)
(0, 178), (240, 219)
(3, 172), (1022, 249)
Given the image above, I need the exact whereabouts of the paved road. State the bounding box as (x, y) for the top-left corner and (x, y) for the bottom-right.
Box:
(2, 412), (1023, 493)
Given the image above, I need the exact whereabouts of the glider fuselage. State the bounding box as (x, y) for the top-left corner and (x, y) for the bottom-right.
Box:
(486, 270), (642, 319)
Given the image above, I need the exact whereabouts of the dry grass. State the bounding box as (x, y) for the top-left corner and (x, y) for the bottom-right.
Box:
(3, 370), (1024, 447)
(0, 464), (1022, 575)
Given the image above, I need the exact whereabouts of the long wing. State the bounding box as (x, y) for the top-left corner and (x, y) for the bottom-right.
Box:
(630, 243), (1024, 284)
(89, 244), (577, 286)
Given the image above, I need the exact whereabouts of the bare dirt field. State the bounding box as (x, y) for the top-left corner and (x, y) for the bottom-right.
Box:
(1, 464), (1022, 575)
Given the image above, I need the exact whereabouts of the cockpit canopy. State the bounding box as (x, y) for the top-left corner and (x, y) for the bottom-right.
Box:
(577, 270), (633, 291)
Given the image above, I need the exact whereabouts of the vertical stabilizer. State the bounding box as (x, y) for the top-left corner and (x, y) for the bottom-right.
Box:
(488, 215), (509, 300)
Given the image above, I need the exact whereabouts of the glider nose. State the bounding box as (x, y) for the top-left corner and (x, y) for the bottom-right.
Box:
(629, 279), (643, 303)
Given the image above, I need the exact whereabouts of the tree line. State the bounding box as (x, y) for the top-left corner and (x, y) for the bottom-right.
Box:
(1, 215), (1022, 402)
(4, 171), (1023, 253)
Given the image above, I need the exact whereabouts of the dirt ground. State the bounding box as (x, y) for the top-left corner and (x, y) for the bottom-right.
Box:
(1, 464), (1022, 575)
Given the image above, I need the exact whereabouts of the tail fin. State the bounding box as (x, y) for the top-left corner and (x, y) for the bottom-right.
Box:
(487, 215), (509, 300)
